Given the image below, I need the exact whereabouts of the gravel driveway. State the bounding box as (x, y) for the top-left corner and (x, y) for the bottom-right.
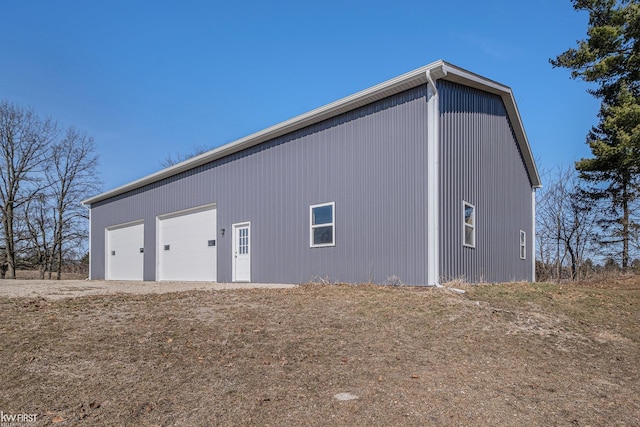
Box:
(0, 279), (297, 300)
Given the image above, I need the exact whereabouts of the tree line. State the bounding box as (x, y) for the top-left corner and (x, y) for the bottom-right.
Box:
(538, 0), (640, 280)
(0, 101), (100, 279)
(2, 0), (637, 282)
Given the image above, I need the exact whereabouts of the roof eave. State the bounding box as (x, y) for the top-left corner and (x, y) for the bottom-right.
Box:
(83, 60), (541, 205)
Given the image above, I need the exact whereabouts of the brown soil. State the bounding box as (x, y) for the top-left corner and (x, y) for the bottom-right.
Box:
(0, 280), (638, 426)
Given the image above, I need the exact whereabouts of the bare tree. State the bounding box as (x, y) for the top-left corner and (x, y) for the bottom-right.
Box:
(23, 193), (54, 279)
(536, 167), (599, 281)
(160, 145), (211, 168)
(47, 127), (100, 279)
(0, 101), (57, 278)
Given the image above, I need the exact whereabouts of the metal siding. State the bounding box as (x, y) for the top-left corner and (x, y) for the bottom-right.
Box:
(438, 80), (533, 283)
(90, 86), (429, 284)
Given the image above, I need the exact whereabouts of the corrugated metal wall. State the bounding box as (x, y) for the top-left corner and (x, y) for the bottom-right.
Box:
(90, 85), (430, 284)
(438, 80), (533, 283)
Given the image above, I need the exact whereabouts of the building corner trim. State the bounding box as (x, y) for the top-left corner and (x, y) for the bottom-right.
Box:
(426, 69), (442, 286)
(531, 188), (536, 282)
(87, 207), (92, 280)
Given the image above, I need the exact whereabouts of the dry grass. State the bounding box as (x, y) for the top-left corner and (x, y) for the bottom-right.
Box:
(13, 270), (87, 281)
(0, 280), (638, 426)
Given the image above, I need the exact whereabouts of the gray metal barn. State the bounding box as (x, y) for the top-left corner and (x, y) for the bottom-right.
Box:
(82, 60), (541, 285)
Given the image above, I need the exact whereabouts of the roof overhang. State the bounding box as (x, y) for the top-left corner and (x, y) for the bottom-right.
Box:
(83, 60), (541, 206)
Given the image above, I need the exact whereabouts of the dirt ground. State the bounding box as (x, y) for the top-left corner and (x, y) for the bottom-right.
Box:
(0, 279), (296, 300)
(0, 278), (638, 426)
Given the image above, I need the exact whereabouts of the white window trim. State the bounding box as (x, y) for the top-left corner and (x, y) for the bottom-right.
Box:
(310, 202), (335, 248)
(520, 230), (526, 260)
(463, 201), (476, 248)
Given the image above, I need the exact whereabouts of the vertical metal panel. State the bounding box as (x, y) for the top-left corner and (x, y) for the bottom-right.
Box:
(90, 85), (430, 284)
(438, 80), (533, 283)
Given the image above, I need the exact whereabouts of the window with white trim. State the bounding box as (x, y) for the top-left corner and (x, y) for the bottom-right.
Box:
(520, 230), (526, 259)
(310, 202), (335, 247)
(463, 201), (475, 248)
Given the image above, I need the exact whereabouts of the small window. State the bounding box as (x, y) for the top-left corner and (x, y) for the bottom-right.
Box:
(111, 251), (116, 256)
(164, 245), (170, 251)
(463, 201), (475, 248)
(310, 202), (335, 247)
(139, 248), (144, 253)
(238, 228), (249, 254)
(208, 240), (216, 247)
(520, 230), (526, 259)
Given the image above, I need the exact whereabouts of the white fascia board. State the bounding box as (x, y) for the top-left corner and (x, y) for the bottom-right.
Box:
(83, 59), (541, 205)
(82, 61), (445, 206)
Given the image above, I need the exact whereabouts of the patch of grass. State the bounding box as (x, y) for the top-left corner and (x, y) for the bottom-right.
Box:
(0, 282), (638, 426)
(466, 280), (640, 343)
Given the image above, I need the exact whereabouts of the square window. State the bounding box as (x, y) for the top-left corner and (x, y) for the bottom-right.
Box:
(164, 245), (170, 251)
(313, 226), (333, 245)
(312, 205), (333, 225)
(463, 201), (475, 248)
(310, 202), (335, 247)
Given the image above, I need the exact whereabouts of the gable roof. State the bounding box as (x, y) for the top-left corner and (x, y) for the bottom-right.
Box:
(83, 60), (541, 206)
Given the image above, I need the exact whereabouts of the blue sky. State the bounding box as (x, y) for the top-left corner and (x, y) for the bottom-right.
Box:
(1, 0), (598, 192)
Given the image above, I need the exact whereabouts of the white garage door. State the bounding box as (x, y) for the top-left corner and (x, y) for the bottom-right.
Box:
(158, 206), (217, 282)
(106, 221), (144, 281)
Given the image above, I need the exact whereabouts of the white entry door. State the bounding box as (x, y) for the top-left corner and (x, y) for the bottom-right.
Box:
(232, 222), (251, 282)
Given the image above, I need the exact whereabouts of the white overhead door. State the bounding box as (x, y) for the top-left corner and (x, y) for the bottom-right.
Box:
(158, 206), (217, 282)
(106, 221), (144, 281)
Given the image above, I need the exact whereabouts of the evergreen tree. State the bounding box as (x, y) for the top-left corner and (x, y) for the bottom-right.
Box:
(552, 0), (640, 269)
(551, 0), (640, 102)
(576, 87), (640, 268)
